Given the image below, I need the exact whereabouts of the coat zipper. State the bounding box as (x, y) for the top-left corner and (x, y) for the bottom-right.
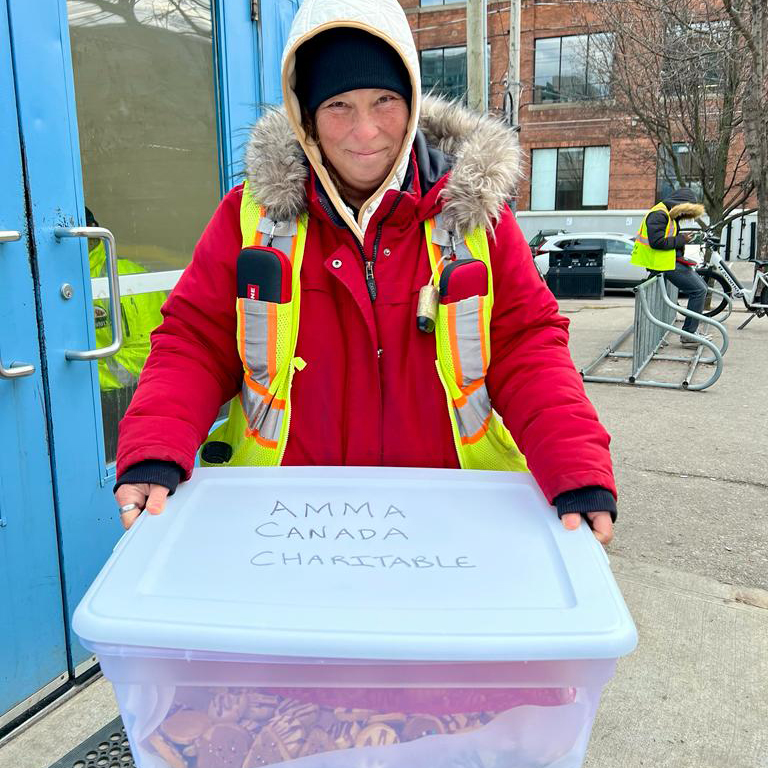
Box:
(318, 192), (403, 302)
(361, 193), (403, 302)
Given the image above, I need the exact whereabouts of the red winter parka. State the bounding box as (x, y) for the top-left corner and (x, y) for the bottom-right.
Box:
(116, 97), (616, 507)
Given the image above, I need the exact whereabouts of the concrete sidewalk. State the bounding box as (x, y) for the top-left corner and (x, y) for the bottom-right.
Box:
(1, 280), (766, 768)
(589, 557), (768, 768)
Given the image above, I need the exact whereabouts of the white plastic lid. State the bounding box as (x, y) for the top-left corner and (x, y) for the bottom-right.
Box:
(74, 467), (637, 661)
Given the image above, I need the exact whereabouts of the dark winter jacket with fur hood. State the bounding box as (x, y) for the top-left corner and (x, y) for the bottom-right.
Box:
(647, 189), (706, 265)
(116, 96), (617, 517)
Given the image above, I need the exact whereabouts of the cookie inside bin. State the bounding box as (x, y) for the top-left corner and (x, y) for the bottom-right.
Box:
(147, 686), (575, 767)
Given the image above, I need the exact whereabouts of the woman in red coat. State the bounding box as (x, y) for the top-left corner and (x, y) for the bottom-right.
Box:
(114, 0), (616, 544)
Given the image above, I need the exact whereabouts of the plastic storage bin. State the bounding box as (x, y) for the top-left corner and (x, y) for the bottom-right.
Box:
(74, 466), (636, 768)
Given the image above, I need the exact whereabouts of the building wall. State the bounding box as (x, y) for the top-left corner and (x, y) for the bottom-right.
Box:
(403, 0), (510, 106)
(398, 0), (755, 216)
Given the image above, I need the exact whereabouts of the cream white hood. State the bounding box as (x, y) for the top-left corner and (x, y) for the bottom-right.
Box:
(279, 0), (422, 241)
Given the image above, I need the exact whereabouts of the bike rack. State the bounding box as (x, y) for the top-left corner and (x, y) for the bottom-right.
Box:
(581, 275), (729, 390)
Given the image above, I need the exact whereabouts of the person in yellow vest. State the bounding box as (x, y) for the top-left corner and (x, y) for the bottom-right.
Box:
(113, 0), (619, 546)
(630, 188), (707, 345)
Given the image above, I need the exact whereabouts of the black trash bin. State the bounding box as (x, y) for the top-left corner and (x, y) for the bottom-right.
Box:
(546, 242), (605, 299)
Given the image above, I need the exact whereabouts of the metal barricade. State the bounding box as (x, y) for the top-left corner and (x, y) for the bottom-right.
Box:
(581, 275), (729, 390)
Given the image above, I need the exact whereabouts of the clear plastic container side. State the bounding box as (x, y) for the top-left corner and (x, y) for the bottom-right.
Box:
(113, 682), (602, 768)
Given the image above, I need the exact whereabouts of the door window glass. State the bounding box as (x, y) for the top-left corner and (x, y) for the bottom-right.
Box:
(606, 239), (634, 255)
(68, 0), (220, 464)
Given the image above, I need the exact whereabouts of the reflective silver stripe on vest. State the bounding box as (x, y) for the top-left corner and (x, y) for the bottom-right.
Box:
(105, 357), (136, 386)
(432, 214), (472, 261)
(454, 384), (491, 441)
(452, 295), (484, 385)
(636, 235), (650, 245)
(257, 216), (297, 256)
(241, 383), (284, 440)
(242, 301), (270, 389)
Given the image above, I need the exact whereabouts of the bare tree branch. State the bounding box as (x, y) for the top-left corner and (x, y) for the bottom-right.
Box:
(79, 0), (140, 23)
(574, 0), (751, 225)
(722, 0), (759, 59)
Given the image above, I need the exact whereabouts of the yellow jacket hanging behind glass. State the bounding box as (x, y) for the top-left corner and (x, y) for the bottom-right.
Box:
(89, 239), (166, 391)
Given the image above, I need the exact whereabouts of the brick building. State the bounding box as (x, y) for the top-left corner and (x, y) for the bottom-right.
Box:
(399, 0), (752, 216)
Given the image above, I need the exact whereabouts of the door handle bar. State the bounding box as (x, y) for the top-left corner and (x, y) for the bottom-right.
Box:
(0, 230), (35, 377)
(54, 226), (123, 361)
(0, 359), (35, 379)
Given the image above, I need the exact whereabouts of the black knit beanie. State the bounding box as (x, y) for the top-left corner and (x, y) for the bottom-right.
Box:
(662, 187), (698, 206)
(294, 28), (412, 115)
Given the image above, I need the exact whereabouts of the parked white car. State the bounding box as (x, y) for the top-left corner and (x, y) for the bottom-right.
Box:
(532, 232), (702, 289)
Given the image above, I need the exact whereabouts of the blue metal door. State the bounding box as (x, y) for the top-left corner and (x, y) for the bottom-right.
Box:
(1, 0), (293, 726)
(0, 0), (70, 726)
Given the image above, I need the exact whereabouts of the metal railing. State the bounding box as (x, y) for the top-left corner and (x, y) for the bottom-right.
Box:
(581, 275), (729, 390)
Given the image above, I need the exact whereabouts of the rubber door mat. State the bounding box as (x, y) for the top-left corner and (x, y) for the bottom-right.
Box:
(48, 717), (134, 768)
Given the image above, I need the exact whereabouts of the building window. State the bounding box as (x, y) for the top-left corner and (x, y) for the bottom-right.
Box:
(420, 46), (491, 104)
(663, 21), (730, 93)
(531, 146), (611, 211)
(421, 46), (467, 101)
(421, 0), (464, 5)
(533, 33), (613, 104)
(656, 143), (703, 202)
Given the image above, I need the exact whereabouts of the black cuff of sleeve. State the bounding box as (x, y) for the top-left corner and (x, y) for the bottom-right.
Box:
(554, 486), (617, 522)
(113, 460), (184, 495)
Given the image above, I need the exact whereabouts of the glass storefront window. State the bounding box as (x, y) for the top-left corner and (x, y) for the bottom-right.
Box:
(68, 0), (221, 464)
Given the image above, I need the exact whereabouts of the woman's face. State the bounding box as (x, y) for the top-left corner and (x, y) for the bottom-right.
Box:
(314, 88), (409, 206)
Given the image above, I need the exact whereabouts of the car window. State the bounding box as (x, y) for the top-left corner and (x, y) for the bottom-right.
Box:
(558, 238), (602, 250)
(606, 239), (634, 255)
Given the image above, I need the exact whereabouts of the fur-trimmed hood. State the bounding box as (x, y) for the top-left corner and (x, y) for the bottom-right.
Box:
(244, 95), (522, 237)
(667, 202), (706, 221)
(662, 188), (705, 221)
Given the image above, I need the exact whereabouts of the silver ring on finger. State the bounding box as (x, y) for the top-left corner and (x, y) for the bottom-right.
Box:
(118, 503), (139, 515)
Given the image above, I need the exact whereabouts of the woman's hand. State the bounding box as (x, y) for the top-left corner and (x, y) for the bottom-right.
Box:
(561, 511), (613, 545)
(115, 483), (170, 530)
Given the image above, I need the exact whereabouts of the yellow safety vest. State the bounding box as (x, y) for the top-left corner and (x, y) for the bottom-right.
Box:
(201, 183), (527, 472)
(630, 202), (677, 272)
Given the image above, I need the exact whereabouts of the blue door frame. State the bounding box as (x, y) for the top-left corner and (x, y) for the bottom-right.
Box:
(1, 0), (294, 727)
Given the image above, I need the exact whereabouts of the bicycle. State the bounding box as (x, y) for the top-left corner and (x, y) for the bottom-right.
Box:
(693, 230), (768, 329)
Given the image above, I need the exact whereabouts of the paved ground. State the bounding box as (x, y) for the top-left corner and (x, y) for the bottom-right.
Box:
(563, 270), (768, 592)
(1, 269), (766, 768)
